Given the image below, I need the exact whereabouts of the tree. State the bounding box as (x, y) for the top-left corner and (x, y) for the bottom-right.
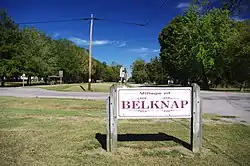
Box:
(0, 10), (140, 86)
(195, 0), (250, 16)
(159, 6), (236, 89)
(146, 56), (167, 84)
(222, 20), (250, 90)
(0, 9), (20, 86)
(159, 9), (200, 86)
(131, 59), (148, 84)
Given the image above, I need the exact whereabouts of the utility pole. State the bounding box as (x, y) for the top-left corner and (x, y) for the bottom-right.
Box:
(88, 14), (93, 91)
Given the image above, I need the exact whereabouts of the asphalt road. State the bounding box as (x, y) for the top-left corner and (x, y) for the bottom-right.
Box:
(0, 87), (250, 123)
(0, 87), (107, 100)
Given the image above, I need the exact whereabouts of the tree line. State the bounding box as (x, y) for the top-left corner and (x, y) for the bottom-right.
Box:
(131, 3), (250, 90)
(0, 10), (121, 86)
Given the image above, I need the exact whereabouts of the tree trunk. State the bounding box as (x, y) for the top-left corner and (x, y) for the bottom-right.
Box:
(15, 76), (18, 82)
(27, 76), (31, 86)
(240, 81), (245, 92)
(1, 76), (5, 87)
(44, 77), (48, 84)
(201, 64), (209, 90)
(27, 77), (29, 85)
(202, 76), (209, 90)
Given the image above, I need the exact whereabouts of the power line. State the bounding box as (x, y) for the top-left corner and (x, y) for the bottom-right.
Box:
(16, 1), (169, 26)
(96, 18), (147, 26)
(17, 17), (147, 26)
(144, 0), (169, 25)
(17, 18), (89, 24)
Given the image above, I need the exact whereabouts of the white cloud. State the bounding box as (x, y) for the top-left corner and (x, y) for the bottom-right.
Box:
(152, 49), (160, 53)
(131, 47), (149, 52)
(131, 47), (160, 55)
(177, 2), (203, 12)
(117, 42), (127, 47)
(111, 41), (127, 47)
(69, 37), (88, 46)
(53, 32), (60, 37)
(176, 2), (190, 9)
(69, 37), (126, 47)
(232, 16), (245, 22)
(92, 40), (110, 45)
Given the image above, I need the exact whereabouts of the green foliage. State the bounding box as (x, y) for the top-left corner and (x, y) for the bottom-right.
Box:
(0, 9), (20, 85)
(221, 20), (250, 89)
(130, 4), (250, 89)
(131, 59), (148, 84)
(157, 6), (250, 89)
(146, 57), (167, 84)
(0, 10), (121, 86)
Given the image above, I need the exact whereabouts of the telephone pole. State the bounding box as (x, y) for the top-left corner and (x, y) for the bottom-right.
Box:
(88, 14), (93, 91)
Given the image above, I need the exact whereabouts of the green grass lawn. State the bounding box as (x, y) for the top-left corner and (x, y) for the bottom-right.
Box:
(1, 97), (250, 166)
(35, 82), (118, 92)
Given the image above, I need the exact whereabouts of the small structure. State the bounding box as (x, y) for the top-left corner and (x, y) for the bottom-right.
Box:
(48, 75), (61, 85)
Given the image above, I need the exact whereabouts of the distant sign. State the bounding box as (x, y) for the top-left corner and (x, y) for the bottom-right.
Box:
(117, 87), (192, 119)
(120, 67), (125, 78)
(59, 71), (63, 77)
(22, 73), (25, 77)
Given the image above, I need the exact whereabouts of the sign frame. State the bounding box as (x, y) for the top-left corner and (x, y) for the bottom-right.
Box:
(106, 84), (202, 153)
(116, 87), (192, 119)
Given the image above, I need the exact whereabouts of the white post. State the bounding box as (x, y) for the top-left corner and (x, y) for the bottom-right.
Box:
(88, 14), (93, 91)
(191, 83), (202, 153)
(106, 96), (111, 151)
(22, 74), (25, 87)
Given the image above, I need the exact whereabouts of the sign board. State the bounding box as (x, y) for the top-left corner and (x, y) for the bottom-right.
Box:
(117, 87), (192, 119)
(59, 71), (63, 77)
(106, 84), (202, 153)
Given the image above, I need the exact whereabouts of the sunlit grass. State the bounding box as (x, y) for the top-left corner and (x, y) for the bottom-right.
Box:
(0, 97), (250, 166)
(35, 82), (116, 92)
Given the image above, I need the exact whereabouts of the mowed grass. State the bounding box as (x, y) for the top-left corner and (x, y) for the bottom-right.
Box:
(1, 97), (250, 166)
(35, 82), (116, 92)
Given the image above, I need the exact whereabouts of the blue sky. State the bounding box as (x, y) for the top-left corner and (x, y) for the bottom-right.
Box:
(1, 0), (248, 73)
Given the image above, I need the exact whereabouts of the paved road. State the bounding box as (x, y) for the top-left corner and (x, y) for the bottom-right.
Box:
(0, 87), (108, 100)
(0, 87), (250, 123)
(201, 91), (250, 123)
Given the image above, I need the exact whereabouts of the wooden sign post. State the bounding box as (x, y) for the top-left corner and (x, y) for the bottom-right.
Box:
(191, 83), (202, 153)
(106, 83), (202, 153)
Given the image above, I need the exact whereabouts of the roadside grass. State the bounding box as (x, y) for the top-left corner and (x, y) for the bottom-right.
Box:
(1, 97), (250, 166)
(2, 82), (250, 93)
(210, 87), (250, 92)
(35, 82), (117, 92)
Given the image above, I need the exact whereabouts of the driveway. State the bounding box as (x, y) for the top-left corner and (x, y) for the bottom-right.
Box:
(0, 87), (250, 123)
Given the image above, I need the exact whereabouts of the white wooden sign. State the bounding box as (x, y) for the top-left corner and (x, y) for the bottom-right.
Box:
(106, 84), (202, 153)
(117, 87), (192, 119)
